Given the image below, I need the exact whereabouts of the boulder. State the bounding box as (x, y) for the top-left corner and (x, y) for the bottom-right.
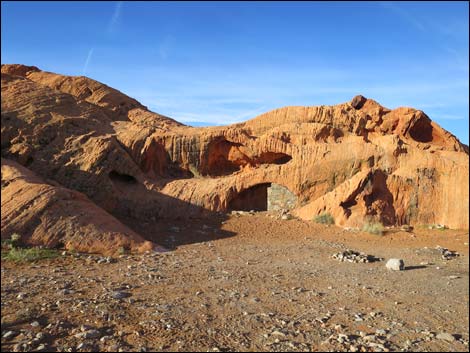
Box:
(386, 259), (405, 271)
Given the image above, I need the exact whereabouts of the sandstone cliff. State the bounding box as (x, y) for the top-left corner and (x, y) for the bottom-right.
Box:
(1, 64), (468, 253)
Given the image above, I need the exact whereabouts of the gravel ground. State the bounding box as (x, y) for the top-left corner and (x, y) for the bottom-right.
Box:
(1, 212), (469, 352)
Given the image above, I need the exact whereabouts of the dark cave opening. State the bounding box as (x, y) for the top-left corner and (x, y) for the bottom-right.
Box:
(256, 152), (292, 165)
(408, 115), (433, 143)
(227, 183), (297, 212)
(203, 139), (251, 177)
(228, 183), (272, 212)
(109, 171), (137, 184)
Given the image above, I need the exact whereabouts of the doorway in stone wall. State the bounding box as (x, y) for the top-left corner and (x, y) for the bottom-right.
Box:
(228, 183), (297, 212)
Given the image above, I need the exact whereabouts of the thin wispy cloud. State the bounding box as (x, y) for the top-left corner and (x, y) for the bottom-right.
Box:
(81, 2), (123, 75)
(443, 47), (469, 72)
(380, 2), (469, 74)
(171, 111), (237, 125)
(379, 2), (426, 32)
(131, 68), (468, 127)
(3, 1), (467, 143)
(153, 104), (268, 126)
(108, 1), (123, 33)
(82, 48), (94, 75)
(233, 106), (268, 121)
(435, 114), (466, 121)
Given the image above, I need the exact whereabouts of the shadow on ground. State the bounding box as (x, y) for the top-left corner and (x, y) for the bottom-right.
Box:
(404, 265), (427, 271)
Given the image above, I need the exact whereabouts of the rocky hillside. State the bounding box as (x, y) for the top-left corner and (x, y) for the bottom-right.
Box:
(1, 64), (468, 254)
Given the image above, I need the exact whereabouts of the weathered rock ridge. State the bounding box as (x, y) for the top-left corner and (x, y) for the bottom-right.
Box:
(1, 64), (468, 253)
(1, 158), (155, 255)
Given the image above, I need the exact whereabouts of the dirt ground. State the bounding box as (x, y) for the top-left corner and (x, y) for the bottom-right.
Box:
(1, 212), (469, 352)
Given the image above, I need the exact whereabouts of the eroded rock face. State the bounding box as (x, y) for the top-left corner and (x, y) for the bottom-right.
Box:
(1, 64), (468, 253)
(1, 158), (155, 255)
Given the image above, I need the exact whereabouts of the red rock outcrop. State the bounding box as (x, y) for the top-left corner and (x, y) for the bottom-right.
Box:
(1, 64), (468, 253)
(1, 158), (156, 255)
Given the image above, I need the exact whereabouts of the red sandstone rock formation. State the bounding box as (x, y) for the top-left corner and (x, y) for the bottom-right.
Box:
(1, 158), (155, 255)
(1, 64), (468, 253)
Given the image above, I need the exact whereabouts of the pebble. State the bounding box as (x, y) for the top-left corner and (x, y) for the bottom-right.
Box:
(363, 334), (376, 341)
(110, 291), (131, 299)
(2, 330), (17, 339)
(436, 332), (456, 342)
(75, 329), (101, 339)
(354, 313), (364, 322)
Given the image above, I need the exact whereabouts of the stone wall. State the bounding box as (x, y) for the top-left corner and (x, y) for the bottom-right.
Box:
(267, 183), (297, 211)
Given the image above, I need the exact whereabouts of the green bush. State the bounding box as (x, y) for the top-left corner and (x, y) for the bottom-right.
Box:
(362, 221), (384, 236)
(314, 212), (335, 225)
(3, 247), (59, 262)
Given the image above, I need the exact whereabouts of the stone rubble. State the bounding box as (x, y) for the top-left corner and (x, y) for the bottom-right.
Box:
(332, 250), (383, 263)
(436, 246), (460, 260)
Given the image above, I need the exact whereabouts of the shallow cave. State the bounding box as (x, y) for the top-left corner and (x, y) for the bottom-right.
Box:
(140, 140), (169, 177)
(408, 115), (433, 143)
(203, 139), (251, 177)
(206, 154), (242, 177)
(255, 152), (292, 165)
(109, 170), (137, 184)
(363, 171), (396, 226)
(140, 139), (194, 179)
(202, 137), (293, 177)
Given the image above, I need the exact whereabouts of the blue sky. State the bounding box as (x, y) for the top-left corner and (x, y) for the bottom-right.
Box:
(2, 1), (469, 144)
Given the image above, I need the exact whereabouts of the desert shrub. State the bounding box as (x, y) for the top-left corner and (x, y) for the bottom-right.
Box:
(362, 221), (384, 236)
(11, 233), (21, 244)
(3, 247), (59, 262)
(314, 212), (335, 225)
(427, 224), (448, 230)
(1, 233), (23, 250)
